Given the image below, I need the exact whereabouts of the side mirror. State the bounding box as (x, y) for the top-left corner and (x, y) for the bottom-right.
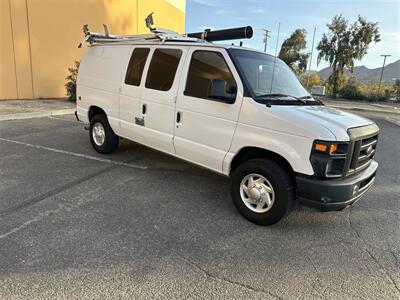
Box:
(209, 79), (236, 103)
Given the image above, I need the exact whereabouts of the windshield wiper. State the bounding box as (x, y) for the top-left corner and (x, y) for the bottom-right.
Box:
(299, 95), (324, 105)
(255, 93), (307, 104)
(298, 95), (312, 100)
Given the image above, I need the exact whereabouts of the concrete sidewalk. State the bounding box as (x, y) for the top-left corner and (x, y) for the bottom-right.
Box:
(0, 99), (75, 121)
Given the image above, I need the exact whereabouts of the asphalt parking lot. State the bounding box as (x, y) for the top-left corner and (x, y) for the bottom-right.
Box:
(0, 112), (399, 299)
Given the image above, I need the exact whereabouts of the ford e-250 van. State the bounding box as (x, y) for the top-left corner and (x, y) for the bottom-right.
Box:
(76, 25), (378, 225)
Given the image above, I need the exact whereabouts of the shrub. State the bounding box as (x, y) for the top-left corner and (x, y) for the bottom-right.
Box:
(300, 73), (321, 90)
(339, 77), (364, 100)
(65, 61), (80, 101)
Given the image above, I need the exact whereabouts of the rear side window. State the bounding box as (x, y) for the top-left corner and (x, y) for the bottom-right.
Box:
(185, 50), (237, 102)
(125, 48), (150, 86)
(145, 49), (182, 91)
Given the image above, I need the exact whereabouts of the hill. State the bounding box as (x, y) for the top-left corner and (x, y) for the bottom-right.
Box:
(317, 59), (400, 83)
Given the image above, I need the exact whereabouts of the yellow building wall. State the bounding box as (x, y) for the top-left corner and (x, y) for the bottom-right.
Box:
(0, 0), (185, 100)
(0, 0), (18, 99)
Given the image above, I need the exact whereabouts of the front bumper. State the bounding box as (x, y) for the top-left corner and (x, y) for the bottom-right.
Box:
(296, 160), (378, 210)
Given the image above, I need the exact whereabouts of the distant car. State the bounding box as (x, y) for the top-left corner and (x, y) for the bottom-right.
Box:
(76, 27), (379, 225)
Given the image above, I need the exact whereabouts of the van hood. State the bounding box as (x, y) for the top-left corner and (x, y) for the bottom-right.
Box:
(241, 98), (376, 142)
(290, 105), (374, 140)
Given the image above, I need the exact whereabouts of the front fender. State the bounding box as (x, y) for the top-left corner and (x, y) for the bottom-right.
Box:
(223, 123), (315, 175)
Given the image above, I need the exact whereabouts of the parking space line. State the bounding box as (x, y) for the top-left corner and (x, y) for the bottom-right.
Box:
(0, 188), (102, 240)
(0, 137), (147, 170)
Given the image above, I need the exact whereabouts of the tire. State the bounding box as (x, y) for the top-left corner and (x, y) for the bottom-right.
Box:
(230, 159), (294, 225)
(89, 113), (119, 154)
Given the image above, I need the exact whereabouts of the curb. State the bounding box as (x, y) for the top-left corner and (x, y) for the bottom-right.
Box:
(384, 117), (400, 127)
(326, 104), (400, 115)
(0, 109), (75, 121)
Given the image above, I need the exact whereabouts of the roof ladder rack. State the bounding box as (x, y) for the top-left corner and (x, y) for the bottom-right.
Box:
(78, 13), (253, 48)
(78, 26), (198, 48)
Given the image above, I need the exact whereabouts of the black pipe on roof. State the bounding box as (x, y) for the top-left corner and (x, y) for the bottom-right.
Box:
(187, 26), (253, 42)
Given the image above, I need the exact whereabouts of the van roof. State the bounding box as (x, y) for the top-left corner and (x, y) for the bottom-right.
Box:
(89, 40), (266, 55)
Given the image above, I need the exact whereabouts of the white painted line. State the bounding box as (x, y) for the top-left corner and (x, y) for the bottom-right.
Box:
(0, 207), (62, 239)
(0, 188), (101, 240)
(0, 175), (135, 239)
(0, 137), (147, 170)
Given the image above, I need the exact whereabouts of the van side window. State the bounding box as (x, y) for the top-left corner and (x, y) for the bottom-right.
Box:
(125, 48), (150, 86)
(145, 49), (182, 91)
(185, 51), (237, 102)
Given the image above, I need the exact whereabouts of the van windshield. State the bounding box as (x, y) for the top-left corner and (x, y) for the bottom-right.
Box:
(229, 49), (317, 104)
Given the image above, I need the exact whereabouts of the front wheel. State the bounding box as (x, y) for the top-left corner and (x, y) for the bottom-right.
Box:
(231, 159), (294, 225)
(89, 114), (119, 154)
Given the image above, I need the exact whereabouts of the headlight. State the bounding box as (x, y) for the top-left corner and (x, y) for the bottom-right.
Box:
(310, 140), (349, 178)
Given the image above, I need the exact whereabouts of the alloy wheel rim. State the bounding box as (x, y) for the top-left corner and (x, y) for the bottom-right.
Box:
(239, 173), (275, 213)
(92, 122), (105, 146)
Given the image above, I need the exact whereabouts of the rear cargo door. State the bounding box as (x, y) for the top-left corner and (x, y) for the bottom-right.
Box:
(139, 46), (187, 154)
(119, 46), (151, 144)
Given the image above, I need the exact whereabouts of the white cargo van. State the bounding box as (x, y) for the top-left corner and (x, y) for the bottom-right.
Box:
(76, 25), (378, 225)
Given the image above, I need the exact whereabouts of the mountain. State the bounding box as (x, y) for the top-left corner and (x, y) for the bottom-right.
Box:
(317, 59), (400, 83)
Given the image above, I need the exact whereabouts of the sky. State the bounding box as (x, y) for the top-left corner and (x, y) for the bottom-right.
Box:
(185, 0), (400, 71)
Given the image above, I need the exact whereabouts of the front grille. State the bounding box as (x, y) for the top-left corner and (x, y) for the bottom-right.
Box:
(349, 133), (378, 173)
(345, 124), (379, 176)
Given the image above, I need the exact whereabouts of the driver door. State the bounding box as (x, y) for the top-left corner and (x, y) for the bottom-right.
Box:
(174, 48), (244, 172)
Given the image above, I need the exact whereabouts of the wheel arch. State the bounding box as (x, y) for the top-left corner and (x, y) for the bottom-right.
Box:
(229, 147), (295, 177)
(88, 105), (107, 121)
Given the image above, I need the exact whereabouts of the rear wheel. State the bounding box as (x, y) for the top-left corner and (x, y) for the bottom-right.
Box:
(231, 159), (294, 225)
(89, 114), (119, 154)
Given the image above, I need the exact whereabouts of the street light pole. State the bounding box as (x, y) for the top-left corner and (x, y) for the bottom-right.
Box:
(262, 29), (271, 53)
(378, 54), (391, 96)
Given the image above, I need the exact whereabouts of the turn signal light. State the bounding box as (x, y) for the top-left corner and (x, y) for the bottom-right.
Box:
(315, 143), (327, 152)
(329, 144), (338, 154)
(315, 143), (339, 154)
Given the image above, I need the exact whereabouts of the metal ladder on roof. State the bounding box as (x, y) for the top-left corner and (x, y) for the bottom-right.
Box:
(78, 13), (253, 48)
(78, 13), (199, 48)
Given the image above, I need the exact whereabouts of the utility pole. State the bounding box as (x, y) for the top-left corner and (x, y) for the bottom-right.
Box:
(378, 54), (391, 95)
(262, 29), (271, 53)
(307, 27), (316, 88)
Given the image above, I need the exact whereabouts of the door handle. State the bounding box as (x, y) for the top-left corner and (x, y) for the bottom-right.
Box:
(176, 111), (182, 124)
(142, 104), (147, 115)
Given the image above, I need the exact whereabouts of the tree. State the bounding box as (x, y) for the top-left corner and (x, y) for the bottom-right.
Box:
(317, 15), (380, 96)
(279, 29), (309, 75)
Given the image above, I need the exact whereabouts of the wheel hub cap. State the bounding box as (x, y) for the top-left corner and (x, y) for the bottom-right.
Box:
(249, 187), (261, 201)
(92, 122), (105, 146)
(240, 174), (275, 213)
